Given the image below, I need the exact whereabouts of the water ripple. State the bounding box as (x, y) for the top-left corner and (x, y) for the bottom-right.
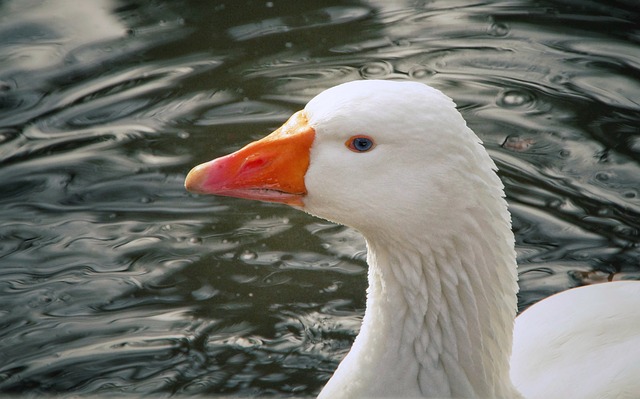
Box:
(227, 6), (372, 41)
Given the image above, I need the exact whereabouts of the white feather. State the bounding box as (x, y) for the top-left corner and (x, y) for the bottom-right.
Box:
(295, 80), (640, 398)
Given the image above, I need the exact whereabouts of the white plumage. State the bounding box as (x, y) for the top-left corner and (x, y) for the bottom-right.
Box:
(186, 80), (640, 398)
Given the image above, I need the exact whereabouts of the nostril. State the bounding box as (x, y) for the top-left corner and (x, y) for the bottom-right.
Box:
(241, 155), (269, 171)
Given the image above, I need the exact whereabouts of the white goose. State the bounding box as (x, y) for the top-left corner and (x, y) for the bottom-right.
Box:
(185, 80), (640, 398)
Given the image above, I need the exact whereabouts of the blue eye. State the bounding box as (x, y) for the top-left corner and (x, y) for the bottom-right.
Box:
(347, 135), (375, 152)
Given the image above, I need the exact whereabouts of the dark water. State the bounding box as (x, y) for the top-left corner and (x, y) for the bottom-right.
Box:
(1, 0), (639, 397)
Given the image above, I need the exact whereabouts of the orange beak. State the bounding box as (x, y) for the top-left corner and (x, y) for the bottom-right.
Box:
(184, 111), (315, 207)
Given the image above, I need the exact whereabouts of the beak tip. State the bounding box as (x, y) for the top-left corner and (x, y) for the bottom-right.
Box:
(184, 164), (206, 194)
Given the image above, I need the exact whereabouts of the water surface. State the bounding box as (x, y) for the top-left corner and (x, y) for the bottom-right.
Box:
(1, 0), (639, 396)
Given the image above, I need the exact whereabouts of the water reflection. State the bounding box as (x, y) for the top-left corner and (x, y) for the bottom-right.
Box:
(0, 0), (639, 396)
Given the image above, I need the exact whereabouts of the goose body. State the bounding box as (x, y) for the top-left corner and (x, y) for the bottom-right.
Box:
(185, 80), (640, 398)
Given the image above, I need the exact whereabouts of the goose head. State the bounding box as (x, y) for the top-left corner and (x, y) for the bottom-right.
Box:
(186, 80), (501, 240)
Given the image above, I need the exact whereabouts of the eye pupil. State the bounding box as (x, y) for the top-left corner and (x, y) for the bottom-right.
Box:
(353, 137), (372, 151)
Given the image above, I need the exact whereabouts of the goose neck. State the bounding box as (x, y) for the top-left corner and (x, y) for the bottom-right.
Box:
(354, 228), (521, 398)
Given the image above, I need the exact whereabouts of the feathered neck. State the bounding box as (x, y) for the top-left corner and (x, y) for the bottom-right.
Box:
(318, 176), (522, 398)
